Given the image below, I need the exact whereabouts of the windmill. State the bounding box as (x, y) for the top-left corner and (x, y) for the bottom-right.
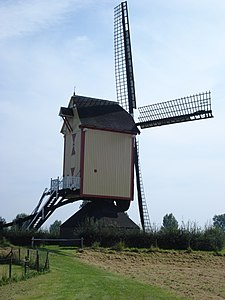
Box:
(113, 1), (213, 231)
(6, 1), (213, 232)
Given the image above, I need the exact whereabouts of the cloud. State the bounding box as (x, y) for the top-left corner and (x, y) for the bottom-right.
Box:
(0, 0), (88, 39)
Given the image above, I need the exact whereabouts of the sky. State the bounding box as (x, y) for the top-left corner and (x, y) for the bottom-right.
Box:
(0, 0), (224, 229)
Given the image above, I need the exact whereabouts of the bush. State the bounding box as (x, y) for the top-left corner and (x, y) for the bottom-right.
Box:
(74, 220), (225, 251)
(111, 241), (126, 251)
(2, 219), (225, 251)
(1, 229), (58, 247)
(195, 226), (225, 251)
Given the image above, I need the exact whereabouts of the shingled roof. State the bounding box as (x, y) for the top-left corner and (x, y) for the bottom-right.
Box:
(60, 201), (140, 230)
(60, 95), (139, 134)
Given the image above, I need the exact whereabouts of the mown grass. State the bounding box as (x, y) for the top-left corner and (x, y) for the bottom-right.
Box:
(0, 247), (186, 300)
(0, 263), (46, 286)
(0, 264), (22, 277)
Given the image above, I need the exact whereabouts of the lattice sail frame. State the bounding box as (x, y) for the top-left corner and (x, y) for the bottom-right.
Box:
(137, 91), (213, 129)
(114, 1), (136, 114)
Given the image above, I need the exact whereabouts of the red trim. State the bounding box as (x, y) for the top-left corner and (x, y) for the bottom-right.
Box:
(80, 128), (86, 196)
(79, 127), (134, 201)
(62, 135), (66, 177)
(79, 124), (138, 135)
(130, 136), (135, 200)
(81, 193), (132, 201)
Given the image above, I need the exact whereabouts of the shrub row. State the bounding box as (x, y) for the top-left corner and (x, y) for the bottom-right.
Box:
(1, 224), (225, 251)
(75, 225), (225, 251)
(1, 230), (55, 247)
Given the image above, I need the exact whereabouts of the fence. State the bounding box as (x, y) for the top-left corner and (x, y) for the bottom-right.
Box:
(0, 247), (49, 284)
(31, 237), (84, 248)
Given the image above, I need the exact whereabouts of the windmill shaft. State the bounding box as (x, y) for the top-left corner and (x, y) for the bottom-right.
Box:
(134, 143), (144, 229)
(134, 140), (151, 232)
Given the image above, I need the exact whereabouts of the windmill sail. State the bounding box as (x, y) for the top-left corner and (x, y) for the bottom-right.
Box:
(137, 91), (213, 129)
(114, 1), (136, 114)
(114, 1), (151, 232)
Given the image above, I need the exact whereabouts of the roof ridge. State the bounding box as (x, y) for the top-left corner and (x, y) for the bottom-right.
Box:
(72, 95), (118, 106)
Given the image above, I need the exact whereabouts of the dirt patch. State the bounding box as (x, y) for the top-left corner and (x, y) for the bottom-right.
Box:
(77, 249), (225, 300)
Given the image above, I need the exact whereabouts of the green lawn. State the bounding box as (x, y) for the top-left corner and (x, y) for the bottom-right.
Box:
(0, 248), (187, 300)
(0, 264), (24, 280)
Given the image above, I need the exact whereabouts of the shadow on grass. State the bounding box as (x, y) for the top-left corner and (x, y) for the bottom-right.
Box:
(35, 246), (82, 257)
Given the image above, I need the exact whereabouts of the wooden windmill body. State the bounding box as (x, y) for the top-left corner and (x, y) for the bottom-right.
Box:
(59, 95), (139, 205)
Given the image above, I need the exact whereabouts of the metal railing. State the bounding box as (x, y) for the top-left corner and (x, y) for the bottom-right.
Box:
(50, 176), (80, 192)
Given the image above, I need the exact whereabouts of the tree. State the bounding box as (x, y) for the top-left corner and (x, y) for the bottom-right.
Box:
(49, 220), (62, 236)
(0, 216), (6, 234)
(162, 213), (179, 231)
(213, 214), (225, 231)
(0, 216), (6, 224)
(11, 213), (29, 231)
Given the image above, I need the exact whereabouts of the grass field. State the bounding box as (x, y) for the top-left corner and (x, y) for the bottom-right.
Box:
(0, 247), (185, 300)
(77, 248), (225, 300)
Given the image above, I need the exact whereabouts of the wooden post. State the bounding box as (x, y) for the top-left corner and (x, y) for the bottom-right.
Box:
(9, 258), (12, 279)
(44, 251), (49, 270)
(24, 256), (29, 276)
(24, 260), (27, 276)
(81, 237), (84, 249)
(24, 249), (30, 276)
(36, 250), (39, 272)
